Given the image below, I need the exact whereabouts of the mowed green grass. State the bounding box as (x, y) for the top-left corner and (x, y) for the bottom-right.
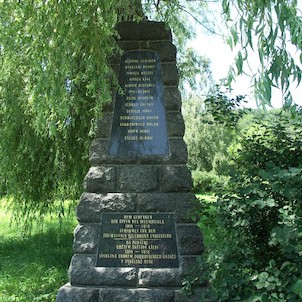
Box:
(0, 199), (77, 302)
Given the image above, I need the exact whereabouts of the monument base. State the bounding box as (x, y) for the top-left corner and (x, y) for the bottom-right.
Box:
(57, 283), (206, 302)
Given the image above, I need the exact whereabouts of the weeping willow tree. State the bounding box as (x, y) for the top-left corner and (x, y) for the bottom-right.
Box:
(0, 1), (211, 223)
(0, 0), (301, 223)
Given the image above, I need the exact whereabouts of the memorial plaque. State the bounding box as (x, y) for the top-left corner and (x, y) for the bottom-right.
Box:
(96, 213), (179, 268)
(109, 50), (169, 156)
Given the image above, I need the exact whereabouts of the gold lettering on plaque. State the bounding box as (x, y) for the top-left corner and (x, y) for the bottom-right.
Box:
(98, 214), (177, 266)
(117, 56), (162, 143)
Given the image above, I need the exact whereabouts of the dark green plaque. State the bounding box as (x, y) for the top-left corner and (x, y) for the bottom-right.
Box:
(109, 50), (169, 156)
(96, 213), (179, 268)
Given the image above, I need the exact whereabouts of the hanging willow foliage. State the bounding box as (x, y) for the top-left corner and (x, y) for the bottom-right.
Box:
(0, 1), (145, 221)
(222, 0), (302, 107)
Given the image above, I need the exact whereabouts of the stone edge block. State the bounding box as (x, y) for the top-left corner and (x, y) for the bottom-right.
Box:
(116, 21), (172, 41)
(73, 224), (99, 254)
(160, 166), (193, 192)
(84, 166), (117, 193)
(118, 165), (159, 192)
(167, 112), (185, 137)
(99, 288), (174, 302)
(140, 41), (176, 62)
(180, 256), (203, 276)
(138, 268), (182, 287)
(56, 284), (99, 302)
(162, 63), (179, 86)
(69, 254), (137, 287)
(77, 193), (137, 223)
(164, 86), (181, 112)
(95, 113), (113, 138)
(168, 138), (188, 164)
(176, 224), (204, 255)
(136, 192), (198, 223)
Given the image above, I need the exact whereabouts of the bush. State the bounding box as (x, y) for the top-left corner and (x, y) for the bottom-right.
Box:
(198, 111), (302, 301)
(192, 170), (229, 193)
(212, 152), (232, 176)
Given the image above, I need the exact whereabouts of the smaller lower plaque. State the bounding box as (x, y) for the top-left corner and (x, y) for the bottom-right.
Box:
(96, 213), (179, 268)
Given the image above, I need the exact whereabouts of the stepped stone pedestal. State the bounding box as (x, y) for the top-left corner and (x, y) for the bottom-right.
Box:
(57, 21), (205, 302)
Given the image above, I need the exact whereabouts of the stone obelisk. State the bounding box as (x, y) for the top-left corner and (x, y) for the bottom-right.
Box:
(57, 21), (205, 302)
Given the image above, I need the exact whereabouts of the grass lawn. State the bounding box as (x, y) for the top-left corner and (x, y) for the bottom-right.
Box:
(0, 199), (77, 302)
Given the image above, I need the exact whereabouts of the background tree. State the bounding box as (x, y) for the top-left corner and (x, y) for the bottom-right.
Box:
(183, 85), (252, 193)
(184, 95), (233, 166)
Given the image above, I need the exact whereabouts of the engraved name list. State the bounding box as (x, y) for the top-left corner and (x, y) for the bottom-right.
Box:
(109, 50), (169, 156)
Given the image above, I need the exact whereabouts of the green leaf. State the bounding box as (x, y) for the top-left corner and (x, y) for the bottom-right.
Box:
(235, 51), (243, 75)
(263, 73), (272, 101)
(292, 279), (302, 297)
(226, 35), (234, 50)
(231, 26), (239, 46)
(266, 198), (276, 207)
(259, 272), (269, 280)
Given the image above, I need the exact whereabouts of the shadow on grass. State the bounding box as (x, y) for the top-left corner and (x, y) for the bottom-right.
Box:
(0, 224), (75, 302)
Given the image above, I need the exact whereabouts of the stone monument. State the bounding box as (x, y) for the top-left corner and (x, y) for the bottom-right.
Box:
(57, 21), (205, 302)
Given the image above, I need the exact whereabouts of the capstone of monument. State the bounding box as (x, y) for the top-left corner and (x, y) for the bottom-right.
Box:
(57, 21), (205, 302)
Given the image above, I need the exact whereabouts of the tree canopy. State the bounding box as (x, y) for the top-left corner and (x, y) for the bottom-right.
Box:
(0, 0), (301, 220)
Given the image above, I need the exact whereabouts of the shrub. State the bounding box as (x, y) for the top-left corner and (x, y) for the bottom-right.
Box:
(212, 152), (232, 176)
(192, 170), (229, 193)
(198, 111), (302, 301)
